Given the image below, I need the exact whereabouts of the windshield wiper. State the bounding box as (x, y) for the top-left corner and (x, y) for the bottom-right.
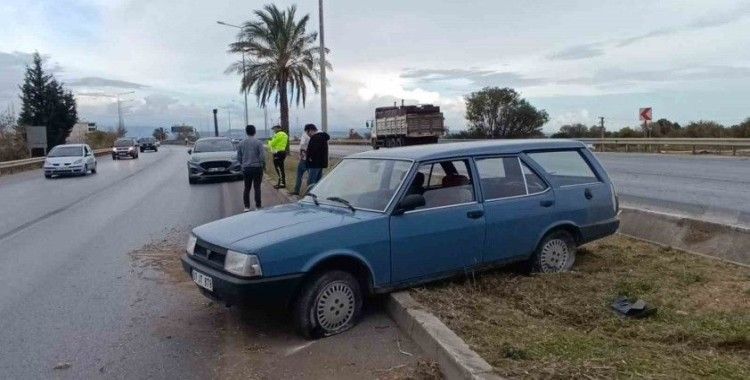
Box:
(326, 197), (355, 212)
(306, 192), (319, 206)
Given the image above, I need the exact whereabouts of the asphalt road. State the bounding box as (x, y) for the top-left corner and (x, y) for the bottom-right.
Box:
(0, 145), (422, 379)
(314, 144), (750, 228)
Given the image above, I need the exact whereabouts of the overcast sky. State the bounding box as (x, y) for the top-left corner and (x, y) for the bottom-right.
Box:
(1, 0), (749, 135)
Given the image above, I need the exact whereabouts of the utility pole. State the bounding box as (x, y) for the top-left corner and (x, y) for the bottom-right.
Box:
(213, 109), (218, 137)
(599, 116), (605, 138)
(264, 107), (268, 138)
(216, 21), (249, 127)
(318, 0), (328, 132)
(116, 95), (123, 133)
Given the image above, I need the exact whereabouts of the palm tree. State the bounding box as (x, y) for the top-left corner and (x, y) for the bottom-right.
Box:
(226, 4), (329, 136)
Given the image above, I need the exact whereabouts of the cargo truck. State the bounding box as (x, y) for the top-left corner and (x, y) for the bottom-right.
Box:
(371, 103), (444, 149)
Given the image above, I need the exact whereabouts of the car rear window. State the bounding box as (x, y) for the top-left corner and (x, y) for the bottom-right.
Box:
(527, 150), (599, 186)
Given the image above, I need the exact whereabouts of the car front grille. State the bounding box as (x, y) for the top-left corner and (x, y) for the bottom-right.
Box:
(194, 240), (227, 267)
(200, 161), (231, 170)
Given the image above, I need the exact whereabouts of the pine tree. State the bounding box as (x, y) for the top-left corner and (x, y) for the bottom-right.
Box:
(17, 52), (77, 150)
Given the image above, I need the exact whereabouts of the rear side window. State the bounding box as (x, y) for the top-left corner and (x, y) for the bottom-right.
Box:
(476, 157), (549, 199)
(527, 150), (599, 186)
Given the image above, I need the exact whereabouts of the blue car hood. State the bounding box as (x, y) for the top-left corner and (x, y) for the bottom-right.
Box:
(192, 203), (366, 249)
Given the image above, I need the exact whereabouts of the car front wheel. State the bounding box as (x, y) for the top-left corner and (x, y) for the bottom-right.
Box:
(293, 270), (363, 339)
(530, 230), (576, 273)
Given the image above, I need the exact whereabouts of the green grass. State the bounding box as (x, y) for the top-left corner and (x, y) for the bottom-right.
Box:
(263, 151), (340, 194)
(411, 235), (750, 379)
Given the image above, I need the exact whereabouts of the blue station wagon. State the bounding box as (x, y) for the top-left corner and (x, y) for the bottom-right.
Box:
(182, 140), (620, 338)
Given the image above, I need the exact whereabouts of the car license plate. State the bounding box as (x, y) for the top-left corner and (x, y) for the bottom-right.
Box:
(208, 167), (224, 172)
(192, 270), (213, 291)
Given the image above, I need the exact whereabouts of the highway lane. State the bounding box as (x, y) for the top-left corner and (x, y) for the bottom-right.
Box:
(314, 144), (750, 228)
(0, 145), (422, 379)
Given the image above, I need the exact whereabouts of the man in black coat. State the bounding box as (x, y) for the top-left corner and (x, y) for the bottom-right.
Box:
(304, 124), (330, 185)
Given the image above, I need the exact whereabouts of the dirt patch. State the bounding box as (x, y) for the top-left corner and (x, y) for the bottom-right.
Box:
(376, 359), (442, 380)
(128, 229), (189, 284)
(680, 218), (724, 244)
(412, 235), (750, 379)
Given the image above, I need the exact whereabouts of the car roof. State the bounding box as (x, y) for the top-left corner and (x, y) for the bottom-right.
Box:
(350, 139), (586, 161)
(53, 144), (86, 148)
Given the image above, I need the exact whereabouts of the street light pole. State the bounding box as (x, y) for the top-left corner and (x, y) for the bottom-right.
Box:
(318, 0), (328, 132)
(217, 21), (249, 127)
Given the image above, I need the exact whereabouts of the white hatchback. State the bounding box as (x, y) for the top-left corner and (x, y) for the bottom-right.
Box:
(43, 144), (98, 178)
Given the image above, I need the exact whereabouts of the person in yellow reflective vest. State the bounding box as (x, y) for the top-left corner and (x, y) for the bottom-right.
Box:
(268, 125), (289, 189)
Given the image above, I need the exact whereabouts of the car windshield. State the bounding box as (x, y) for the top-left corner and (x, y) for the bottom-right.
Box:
(48, 146), (83, 157)
(114, 139), (134, 147)
(193, 139), (235, 152)
(139, 138), (154, 143)
(305, 158), (413, 212)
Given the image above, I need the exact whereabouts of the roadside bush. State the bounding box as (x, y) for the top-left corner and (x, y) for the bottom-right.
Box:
(0, 112), (28, 161)
(86, 130), (118, 149)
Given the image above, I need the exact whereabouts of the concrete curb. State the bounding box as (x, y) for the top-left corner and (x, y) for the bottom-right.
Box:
(263, 176), (298, 203)
(618, 207), (750, 267)
(386, 292), (502, 380)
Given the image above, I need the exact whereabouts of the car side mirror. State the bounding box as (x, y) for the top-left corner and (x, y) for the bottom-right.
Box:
(393, 194), (426, 215)
(187, 149), (192, 154)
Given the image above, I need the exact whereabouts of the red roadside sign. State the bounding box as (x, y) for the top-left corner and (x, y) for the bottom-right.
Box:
(639, 107), (652, 122)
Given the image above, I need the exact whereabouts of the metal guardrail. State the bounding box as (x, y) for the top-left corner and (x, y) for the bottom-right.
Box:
(0, 148), (111, 174)
(327, 137), (750, 155)
(577, 137), (750, 154)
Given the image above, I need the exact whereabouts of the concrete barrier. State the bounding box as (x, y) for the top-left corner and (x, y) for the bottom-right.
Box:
(618, 207), (750, 267)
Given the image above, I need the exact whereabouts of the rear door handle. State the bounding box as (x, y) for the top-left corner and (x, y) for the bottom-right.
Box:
(467, 210), (484, 219)
(584, 188), (593, 200)
(540, 200), (555, 208)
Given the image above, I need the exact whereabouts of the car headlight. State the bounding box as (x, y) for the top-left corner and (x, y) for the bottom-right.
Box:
(224, 250), (262, 277)
(112, 148), (117, 152)
(128, 147), (134, 151)
(186, 234), (197, 256)
(73, 158), (83, 164)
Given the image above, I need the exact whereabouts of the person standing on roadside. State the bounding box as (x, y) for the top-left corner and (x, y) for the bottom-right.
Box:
(305, 124), (330, 185)
(289, 124), (312, 195)
(237, 125), (265, 212)
(268, 125), (289, 189)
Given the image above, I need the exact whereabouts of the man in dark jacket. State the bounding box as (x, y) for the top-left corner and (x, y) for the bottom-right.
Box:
(304, 124), (330, 185)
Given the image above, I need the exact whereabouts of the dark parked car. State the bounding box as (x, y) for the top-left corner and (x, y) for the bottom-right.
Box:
(112, 138), (139, 160)
(183, 140), (620, 338)
(138, 137), (158, 152)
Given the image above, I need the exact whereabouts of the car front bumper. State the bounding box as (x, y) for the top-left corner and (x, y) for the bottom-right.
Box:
(187, 163), (241, 179)
(181, 254), (303, 307)
(44, 165), (85, 175)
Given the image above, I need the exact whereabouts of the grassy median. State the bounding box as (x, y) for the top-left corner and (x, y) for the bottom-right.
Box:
(411, 235), (750, 379)
(263, 151), (341, 194)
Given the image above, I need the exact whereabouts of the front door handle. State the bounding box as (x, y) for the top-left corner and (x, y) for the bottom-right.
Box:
(467, 210), (484, 219)
(584, 188), (593, 200)
(540, 200), (555, 208)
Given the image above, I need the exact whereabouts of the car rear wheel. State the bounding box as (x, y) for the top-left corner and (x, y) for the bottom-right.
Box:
(530, 230), (576, 273)
(293, 270), (362, 339)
